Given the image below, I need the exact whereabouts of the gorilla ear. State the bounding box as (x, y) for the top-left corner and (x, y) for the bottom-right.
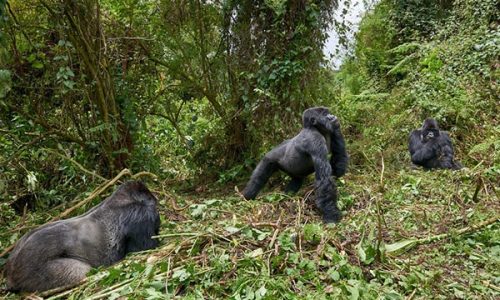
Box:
(304, 117), (317, 128)
(310, 117), (317, 126)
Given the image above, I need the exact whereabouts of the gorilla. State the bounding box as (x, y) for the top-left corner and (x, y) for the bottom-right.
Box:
(242, 107), (348, 223)
(409, 118), (463, 170)
(5, 181), (160, 293)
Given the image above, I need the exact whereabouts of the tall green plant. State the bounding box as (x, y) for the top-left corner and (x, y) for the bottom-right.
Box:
(220, 0), (341, 162)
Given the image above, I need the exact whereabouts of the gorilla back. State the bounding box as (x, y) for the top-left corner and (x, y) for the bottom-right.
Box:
(5, 181), (160, 293)
(242, 107), (348, 223)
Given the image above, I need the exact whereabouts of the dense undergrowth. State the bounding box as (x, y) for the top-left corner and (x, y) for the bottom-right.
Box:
(1, 166), (498, 299)
(1, 0), (499, 299)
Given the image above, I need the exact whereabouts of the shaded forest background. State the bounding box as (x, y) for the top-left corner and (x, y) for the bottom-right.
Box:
(0, 0), (498, 298)
(1, 0), (349, 200)
(0, 0), (497, 208)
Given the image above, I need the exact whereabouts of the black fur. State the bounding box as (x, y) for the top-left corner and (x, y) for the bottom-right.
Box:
(242, 107), (348, 223)
(409, 118), (462, 170)
(5, 181), (160, 292)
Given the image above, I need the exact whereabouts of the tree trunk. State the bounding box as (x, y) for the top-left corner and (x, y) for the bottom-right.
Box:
(57, 0), (132, 173)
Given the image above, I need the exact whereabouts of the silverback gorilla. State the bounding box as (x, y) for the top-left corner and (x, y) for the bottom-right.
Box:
(409, 118), (462, 170)
(242, 107), (348, 223)
(5, 181), (160, 292)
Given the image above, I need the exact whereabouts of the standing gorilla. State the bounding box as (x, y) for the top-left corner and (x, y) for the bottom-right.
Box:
(5, 181), (160, 293)
(242, 107), (348, 223)
(409, 118), (462, 170)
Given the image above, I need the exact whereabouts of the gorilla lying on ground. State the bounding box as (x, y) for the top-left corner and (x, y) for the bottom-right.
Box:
(409, 118), (462, 170)
(242, 107), (348, 223)
(5, 181), (160, 293)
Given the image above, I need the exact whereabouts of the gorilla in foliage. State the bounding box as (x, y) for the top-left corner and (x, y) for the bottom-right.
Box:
(409, 118), (463, 170)
(5, 181), (160, 293)
(242, 107), (348, 223)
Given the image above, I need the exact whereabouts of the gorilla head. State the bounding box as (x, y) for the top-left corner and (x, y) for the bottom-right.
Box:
(303, 107), (339, 133)
(5, 181), (160, 293)
(242, 107), (349, 223)
(409, 118), (462, 170)
(421, 118), (440, 142)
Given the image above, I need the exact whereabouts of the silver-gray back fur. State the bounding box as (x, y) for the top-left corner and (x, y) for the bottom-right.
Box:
(5, 181), (160, 292)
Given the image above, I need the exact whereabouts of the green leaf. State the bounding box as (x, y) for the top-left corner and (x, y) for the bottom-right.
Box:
(225, 226), (240, 234)
(357, 243), (366, 262)
(66, 68), (75, 77)
(257, 231), (270, 241)
(0, 69), (12, 98)
(385, 239), (418, 256)
(329, 269), (340, 281)
(190, 204), (207, 218)
(469, 140), (495, 154)
(204, 199), (220, 206)
(27, 53), (36, 62)
(247, 247), (264, 258)
(32, 61), (44, 69)
(63, 80), (75, 89)
(172, 268), (190, 282)
(255, 285), (267, 300)
(303, 223), (323, 245)
(388, 42), (422, 54)
(346, 280), (360, 300)
(387, 53), (417, 76)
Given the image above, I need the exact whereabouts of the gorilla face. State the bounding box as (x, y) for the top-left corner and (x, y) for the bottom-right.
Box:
(323, 113), (339, 132)
(422, 128), (440, 142)
(421, 118), (440, 142)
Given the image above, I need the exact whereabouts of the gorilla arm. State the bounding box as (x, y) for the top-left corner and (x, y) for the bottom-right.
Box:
(437, 132), (462, 170)
(302, 133), (341, 223)
(242, 142), (286, 199)
(330, 125), (348, 177)
(409, 130), (438, 165)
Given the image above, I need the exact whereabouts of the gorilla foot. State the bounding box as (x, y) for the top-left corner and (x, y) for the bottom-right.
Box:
(322, 210), (342, 224)
(242, 189), (257, 200)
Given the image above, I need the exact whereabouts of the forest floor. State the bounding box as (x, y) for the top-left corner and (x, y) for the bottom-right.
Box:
(1, 163), (499, 299)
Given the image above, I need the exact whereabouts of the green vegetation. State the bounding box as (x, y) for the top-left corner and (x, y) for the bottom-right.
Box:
(0, 0), (498, 299)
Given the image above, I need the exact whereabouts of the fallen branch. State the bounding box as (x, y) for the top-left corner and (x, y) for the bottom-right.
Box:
(379, 152), (385, 190)
(44, 148), (107, 181)
(386, 215), (499, 256)
(234, 185), (246, 200)
(472, 176), (483, 202)
(131, 171), (158, 180)
(0, 244), (15, 259)
(268, 212), (283, 251)
(85, 278), (135, 300)
(51, 168), (132, 221)
(39, 279), (86, 298)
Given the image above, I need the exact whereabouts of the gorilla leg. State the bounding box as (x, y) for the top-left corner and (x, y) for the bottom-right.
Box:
(45, 259), (91, 289)
(284, 177), (304, 194)
(11, 258), (90, 292)
(242, 158), (278, 199)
